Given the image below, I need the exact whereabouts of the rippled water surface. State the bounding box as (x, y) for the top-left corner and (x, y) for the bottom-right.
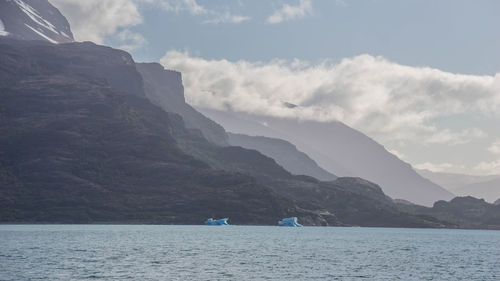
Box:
(1, 225), (499, 280)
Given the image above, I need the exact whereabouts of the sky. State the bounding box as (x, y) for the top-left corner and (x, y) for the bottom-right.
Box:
(49, 0), (500, 176)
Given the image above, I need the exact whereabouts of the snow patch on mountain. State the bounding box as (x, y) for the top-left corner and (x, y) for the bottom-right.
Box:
(15, 0), (72, 40)
(24, 23), (57, 43)
(0, 19), (8, 36)
(0, 0), (73, 43)
(15, 0), (59, 35)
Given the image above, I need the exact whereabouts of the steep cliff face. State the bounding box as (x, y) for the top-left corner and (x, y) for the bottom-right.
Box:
(137, 63), (228, 146)
(0, 0), (73, 43)
(398, 196), (500, 229)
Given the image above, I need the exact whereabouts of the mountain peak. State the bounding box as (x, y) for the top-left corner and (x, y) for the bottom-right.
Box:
(0, 0), (74, 43)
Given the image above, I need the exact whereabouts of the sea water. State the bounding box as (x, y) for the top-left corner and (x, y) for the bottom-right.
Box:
(0, 225), (499, 280)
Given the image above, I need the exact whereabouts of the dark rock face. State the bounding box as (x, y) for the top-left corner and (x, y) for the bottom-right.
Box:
(0, 38), (452, 227)
(0, 0), (73, 43)
(0, 39), (290, 224)
(228, 133), (336, 181)
(397, 196), (500, 229)
(0, 39), (144, 97)
(137, 63), (228, 146)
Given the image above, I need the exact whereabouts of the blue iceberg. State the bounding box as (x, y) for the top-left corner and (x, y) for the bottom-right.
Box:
(204, 218), (229, 225)
(278, 217), (303, 227)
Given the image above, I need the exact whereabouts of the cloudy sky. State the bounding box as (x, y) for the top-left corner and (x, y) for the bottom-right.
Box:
(50, 0), (500, 175)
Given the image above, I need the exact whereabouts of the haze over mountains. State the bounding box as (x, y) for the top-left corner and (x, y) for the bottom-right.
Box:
(227, 133), (337, 182)
(418, 169), (500, 203)
(1, 0), (499, 228)
(198, 108), (454, 206)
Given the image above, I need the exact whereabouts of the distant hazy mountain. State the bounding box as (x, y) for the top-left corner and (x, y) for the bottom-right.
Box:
(199, 108), (454, 206)
(417, 169), (499, 191)
(452, 179), (500, 203)
(136, 63), (228, 146)
(0, 0), (73, 43)
(227, 133), (337, 181)
(417, 169), (500, 203)
(198, 109), (354, 176)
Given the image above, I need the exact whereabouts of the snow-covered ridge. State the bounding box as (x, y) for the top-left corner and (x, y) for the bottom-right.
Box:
(0, 0), (73, 43)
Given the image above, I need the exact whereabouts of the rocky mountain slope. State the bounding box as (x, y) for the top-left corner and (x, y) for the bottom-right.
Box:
(199, 109), (454, 206)
(0, 0), (73, 43)
(228, 133), (336, 181)
(0, 38), (292, 224)
(397, 196), (500, 229)
(0, 38), (450, 227)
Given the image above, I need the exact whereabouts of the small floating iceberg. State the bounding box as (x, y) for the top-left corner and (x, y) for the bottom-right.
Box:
(278, 217), (303, 227)
(204, 218), (229, 226)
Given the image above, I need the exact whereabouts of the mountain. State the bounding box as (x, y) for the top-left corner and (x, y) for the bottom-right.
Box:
(197, 108), (354, 176)
(0, 38), (294, 225)
(0, 0), (73, 43)
(417, 169), (499, 191)
(136, 63), (228, 146)
(198, 108), (454, 206)
(452, 178), (500, 203)
(0, 38), (451, 228)
(397, 196), (500, 229)
(417, 169), (500, 203)
(227, 133), (336, 181)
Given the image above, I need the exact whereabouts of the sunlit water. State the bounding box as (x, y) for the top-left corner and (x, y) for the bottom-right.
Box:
(1, 225), (499, 280)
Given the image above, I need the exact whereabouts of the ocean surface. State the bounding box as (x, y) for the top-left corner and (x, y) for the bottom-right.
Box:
(1, 225), (499, 280)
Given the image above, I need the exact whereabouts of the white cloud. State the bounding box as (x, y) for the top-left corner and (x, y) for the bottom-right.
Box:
(151, 0), (250, 24)
(474, 140), (500, 174)
(50, 0), (251, 48)
(414, 162), (455, 173)
(488, 140), (500, 155)
(474, 160), (500, 175)
(49, 0), (143, 44)
(267, 0), (313, 24)
(204, 11), (251, 24)
(152, 0), (207, 15)
(160, 51), (500, 145)
(388, 149), (405, 160)
(425, 128), (486, 145)
(116, 29), (147, 51)
(182, 0), (206, 14)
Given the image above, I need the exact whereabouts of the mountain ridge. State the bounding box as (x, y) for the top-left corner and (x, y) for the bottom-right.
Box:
(198, 108), (454, 206)
(227, 132), (337, 181)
